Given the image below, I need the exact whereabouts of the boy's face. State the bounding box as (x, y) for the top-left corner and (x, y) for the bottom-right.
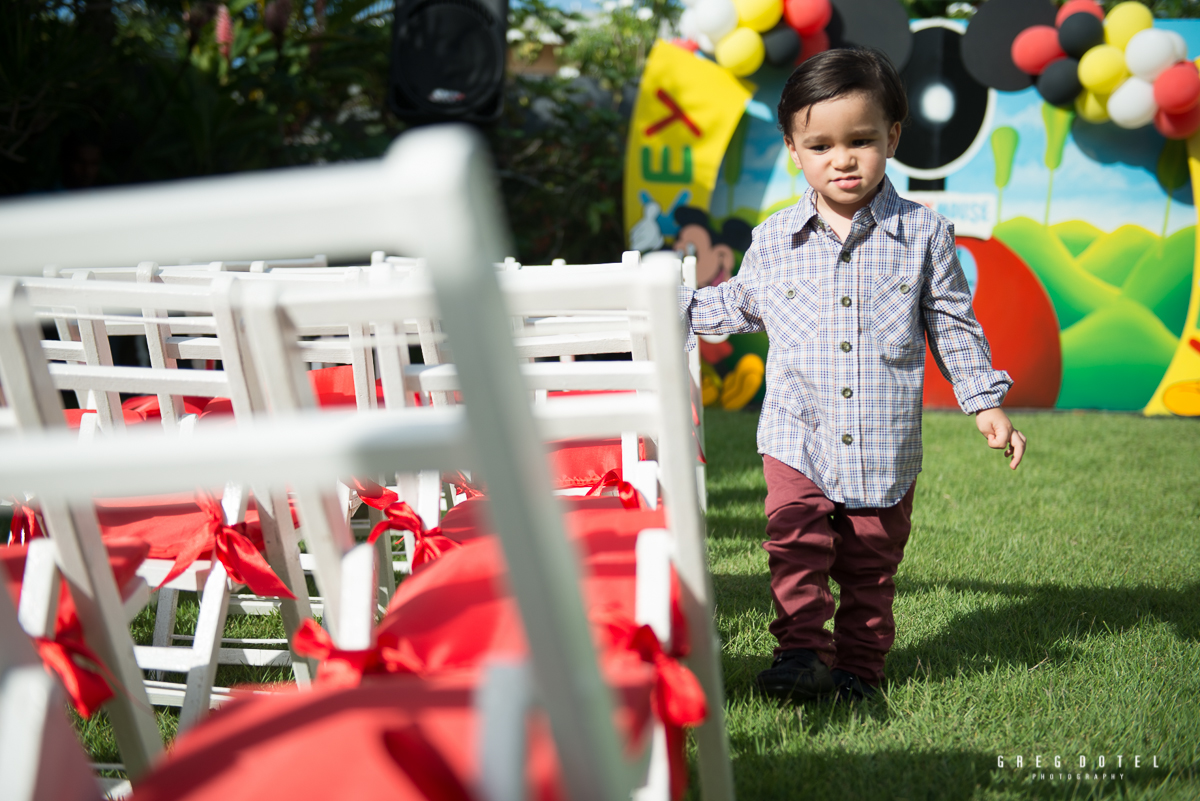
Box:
(784, 92), (902, 218)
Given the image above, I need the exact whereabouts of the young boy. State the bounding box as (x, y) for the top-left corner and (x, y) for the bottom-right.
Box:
(679, 48), (1027, 702)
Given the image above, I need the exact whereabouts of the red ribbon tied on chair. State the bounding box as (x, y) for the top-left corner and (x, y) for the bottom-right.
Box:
(33, 636), (114, 719)
(585, 469), (642, 510)
(598, 612), (706, 728)
(367, 501), (460, 574)
(8, 500), (46, 545)
(158, 492), (295, 599)
(444, 471), (484, 500)
(292, 619), (426, 687)
(349, 478), (399, 511)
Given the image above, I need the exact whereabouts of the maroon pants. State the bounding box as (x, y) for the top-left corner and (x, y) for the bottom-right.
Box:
(762, 455), (914, 685)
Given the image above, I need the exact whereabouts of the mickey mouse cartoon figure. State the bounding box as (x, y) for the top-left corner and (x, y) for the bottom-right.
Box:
(670, 206), (765, 410)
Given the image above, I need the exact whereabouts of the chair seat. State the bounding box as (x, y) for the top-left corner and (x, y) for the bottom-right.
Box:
(63, 407), (148, 428)
(546, 437), (644, 489)
(129, 668), (652, 801)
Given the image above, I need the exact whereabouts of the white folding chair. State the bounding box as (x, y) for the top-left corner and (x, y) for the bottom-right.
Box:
(0, 124), (734, 801)
(6, 275), (316, 724)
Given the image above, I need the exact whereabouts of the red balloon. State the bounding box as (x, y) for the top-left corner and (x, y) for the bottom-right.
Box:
(671, 38), (701, 52)
(1154, 62), (1200, 115)
(796, 28), (830, 64)
(1011, 25), (1066, 76)
(1055, 0), (1104, 28)
(1155, 105), (1200, 139)
(784, 0), (832, 37)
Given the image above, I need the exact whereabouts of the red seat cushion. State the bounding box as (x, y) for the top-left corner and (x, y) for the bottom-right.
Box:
(546, 437), (645, 489)
(63, 408), (148, 429)
(128, 675), (568, 801)
(122, 395), (212, 421)
(307, 365), (386, 408)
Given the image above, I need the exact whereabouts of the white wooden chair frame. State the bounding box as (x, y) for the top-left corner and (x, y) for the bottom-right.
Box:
(0, 125), (734, 801)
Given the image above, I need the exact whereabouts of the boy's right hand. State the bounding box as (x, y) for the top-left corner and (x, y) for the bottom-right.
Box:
(975, 407), (1026, 469)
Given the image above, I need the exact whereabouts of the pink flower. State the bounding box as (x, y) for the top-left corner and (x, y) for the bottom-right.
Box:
(216, 4), (233, 60)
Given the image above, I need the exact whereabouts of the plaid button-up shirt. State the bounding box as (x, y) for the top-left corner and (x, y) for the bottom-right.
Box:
(681, 177), (1011, 508)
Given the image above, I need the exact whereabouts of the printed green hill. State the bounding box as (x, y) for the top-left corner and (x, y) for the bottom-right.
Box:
(1057, 298), (1179, 410)
(1051, 219), (1103, 258)
(1120, 226), (1196, 337)
(993, 216), (1119, 329)
(1077, 224), (1159, 287)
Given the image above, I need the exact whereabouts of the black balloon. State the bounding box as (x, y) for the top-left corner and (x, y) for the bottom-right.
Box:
(763, 22), (801, 67)
(1036, 57), (1082, 106)
(1057, 11), (1105, 59)
(961, 0), (1057, 91)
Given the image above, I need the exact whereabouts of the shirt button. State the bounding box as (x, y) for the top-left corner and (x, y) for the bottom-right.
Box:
(842, 387), (853, 398)
(842, 434), (854, 445)
(785, 288), (796, 299)
(841, 296), (852, 307)
(840, 341), (852, 352)
(900, 283), (911, 294)
(840, 251), (852, 262)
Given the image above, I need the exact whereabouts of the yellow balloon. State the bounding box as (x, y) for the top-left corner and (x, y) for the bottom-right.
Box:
(1105, 1), (1154, 50)
(1076, 90), (1110, 123)
(1078, 45), (1129, 94)
(734, 0), (783, 33)
(715, 27), (765, 76)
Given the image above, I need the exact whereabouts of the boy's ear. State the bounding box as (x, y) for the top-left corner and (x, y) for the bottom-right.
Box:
(886, 122), (902, 159)
(784, 136), (803, 169)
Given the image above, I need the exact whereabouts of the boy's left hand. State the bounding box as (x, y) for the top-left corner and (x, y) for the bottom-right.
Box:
(975, 407), (1026, 469)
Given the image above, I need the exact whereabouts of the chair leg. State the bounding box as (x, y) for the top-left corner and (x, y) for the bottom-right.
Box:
(254, 486), (315, 687)
(178, 563), (232, 732)
(150, 588), (179, 682)
(369, 505), (395, 610)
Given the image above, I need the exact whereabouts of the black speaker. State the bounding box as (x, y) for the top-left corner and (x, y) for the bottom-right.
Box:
(893, 23), (990, 181)
(387, 0), (508, 123)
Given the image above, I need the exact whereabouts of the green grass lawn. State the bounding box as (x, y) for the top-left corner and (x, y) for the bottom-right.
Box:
(74, 409), (1200, 798)
(702, 408), (1200, 800)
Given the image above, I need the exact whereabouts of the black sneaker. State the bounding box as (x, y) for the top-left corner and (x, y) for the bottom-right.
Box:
(755, 649), (835, 702)
(831, 668), (877, 702)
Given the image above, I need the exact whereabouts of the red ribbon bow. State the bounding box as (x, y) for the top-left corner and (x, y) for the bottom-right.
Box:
(33, 636), (115, 719)
(585, 469), (643, 510)
(367, 501), (460, 574)
(292, 618), (426, 687)
(444, 471), (484, 500)
(597, 612), (707, 728)
(8, 499), (46, 545)
(349, 478), (399, 511)
(158, 492), (295, 599)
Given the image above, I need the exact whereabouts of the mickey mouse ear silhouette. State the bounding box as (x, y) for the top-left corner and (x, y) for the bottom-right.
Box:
(961, 0), (1058, 91)
(827, 0), (913, 71)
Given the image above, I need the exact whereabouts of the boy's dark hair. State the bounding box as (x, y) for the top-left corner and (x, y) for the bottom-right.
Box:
(777, 48), (908, 140)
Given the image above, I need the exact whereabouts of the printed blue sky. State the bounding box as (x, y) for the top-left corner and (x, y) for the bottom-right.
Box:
(709, 19), (1200, 236)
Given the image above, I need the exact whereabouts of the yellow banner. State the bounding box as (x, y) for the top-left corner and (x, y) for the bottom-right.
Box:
(624, 42), (752, 252)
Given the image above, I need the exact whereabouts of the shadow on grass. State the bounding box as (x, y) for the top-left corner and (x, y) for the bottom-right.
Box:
(720, 742), (1180, 801)
(888, 579), (1200, 684)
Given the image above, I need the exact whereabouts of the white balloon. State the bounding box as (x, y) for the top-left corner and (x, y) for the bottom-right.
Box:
(1124, 28), (1180, 81)
(679, 9), (700, 40)
(1166, 30), (1189, 62)
(681, 0), (700, 7)
(698, 33), (716, 54)
(1107, 76), (1159, 129)
(691, 0), (738, 41)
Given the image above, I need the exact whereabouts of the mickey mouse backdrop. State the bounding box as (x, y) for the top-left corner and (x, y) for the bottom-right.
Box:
(624, 0), (1200, 417)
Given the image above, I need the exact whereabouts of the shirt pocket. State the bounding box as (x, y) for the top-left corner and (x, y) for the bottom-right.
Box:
(765, 280), (820, 346)
(870, 273), (923, 355)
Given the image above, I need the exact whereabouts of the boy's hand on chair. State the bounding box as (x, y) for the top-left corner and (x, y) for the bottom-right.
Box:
(975, 407), (1026, 470)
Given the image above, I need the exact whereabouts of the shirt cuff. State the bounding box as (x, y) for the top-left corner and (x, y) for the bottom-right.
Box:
(954, 369), (1013, 414)
(678, 284), (697, 352)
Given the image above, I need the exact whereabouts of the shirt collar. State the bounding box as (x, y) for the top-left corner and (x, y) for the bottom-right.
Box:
(792, 175), (902, 238)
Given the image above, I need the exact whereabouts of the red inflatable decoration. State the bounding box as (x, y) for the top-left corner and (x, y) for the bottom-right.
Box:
(1154, 62), (1200, 115)
(1055, 0), (1104, 28)
(923, 237), (1062, 409)
(1011, 25), (1066, 75)
(1155, 104), (1200, 139)
(784, 0), (832, 37)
